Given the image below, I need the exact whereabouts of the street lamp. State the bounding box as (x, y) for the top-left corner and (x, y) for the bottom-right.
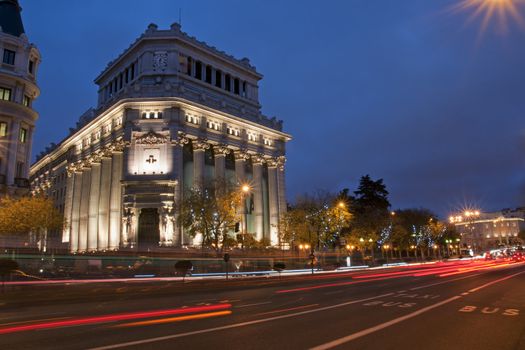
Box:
(239, 184), (251, 248)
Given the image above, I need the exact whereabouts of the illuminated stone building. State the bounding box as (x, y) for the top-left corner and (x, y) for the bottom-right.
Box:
(0, 0), (40, 196)
(451, 208), (525, 252)
(30, 23), (291, 252)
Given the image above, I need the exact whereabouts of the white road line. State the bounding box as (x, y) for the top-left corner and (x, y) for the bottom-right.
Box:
(468, 270), (525, 293)
(88, 293), (395, 350)
(310, 295), (462, 350)
(235, 301), (272, 308)
(310, 269), (525, 350)
(409, 273), (481, 290)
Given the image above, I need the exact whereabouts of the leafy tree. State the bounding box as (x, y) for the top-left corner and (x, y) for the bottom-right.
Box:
(349, 175), (391, 257)
(0, 196), (65, 249)
(177, 179), (241, 252)
(280, 191), (351, 250)
(519, 229), (525, 243)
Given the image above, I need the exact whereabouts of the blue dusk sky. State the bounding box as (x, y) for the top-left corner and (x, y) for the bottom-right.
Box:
(19, 0), (525, 217)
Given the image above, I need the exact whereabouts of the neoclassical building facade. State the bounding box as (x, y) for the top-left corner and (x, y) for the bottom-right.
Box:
(0, 0), (40, 196)
(30, 23), (291, 252)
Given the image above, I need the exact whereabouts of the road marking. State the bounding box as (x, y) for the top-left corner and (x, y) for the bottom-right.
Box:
(468, 270), (525, 293)
(235, 301), (272, 308)
(409, 273), (481, 290)
(113, 311), (232, 328)
(310, 295), (462, 350)
(88, 293), (395, 350)
(255, 304), (319, 316)
(310, 269), (525, 350)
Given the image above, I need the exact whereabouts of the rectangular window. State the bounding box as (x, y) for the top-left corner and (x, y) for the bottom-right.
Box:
(16, 161), (23, 178)
(234, 78), (240, 95)
(0, 87), (11, 101)
(225, 74), (231, 91)
(28, 60), (34, 74)
(125, 68), (129, 83)
(186, 57), (192, 76)
(215, 70), (222, 88)
(130, 63), (135, 80)
(19, 128), (27, 143)
(3, 49), (15, 65)
(0, 122), (7, 137)
(195, 61), (202, 80)
(23, 95), (31, 107)
(205, 65), (212, 84)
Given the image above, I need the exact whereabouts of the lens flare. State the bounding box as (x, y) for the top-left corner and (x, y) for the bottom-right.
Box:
(452, 0), (525, 34)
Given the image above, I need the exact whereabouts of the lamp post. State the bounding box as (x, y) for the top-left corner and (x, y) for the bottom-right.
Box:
(240, 184), (250, 248)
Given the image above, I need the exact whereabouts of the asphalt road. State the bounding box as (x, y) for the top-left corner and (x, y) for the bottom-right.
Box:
(1, 260), (524, 350)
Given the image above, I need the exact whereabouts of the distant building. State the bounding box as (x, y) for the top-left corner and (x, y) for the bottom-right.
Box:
(0, 0), (40, 196)
(451, 208), (525, 252)
(30, 23), (291, 253)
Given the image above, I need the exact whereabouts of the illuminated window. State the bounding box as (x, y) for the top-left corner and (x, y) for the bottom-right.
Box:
(0, 87), (11, 101)
(23, 95), (31, 107)
(104, 123), (112, 134)
(247, 132), (257, 142)
(93, 131), (101, 141)
(115, 117), (123, 127)
(185, 114), (199, 125)
(264, 138), (272, 146)
(3, 49), (15, 65)
(0, 122), (7, 137)
(206, 120), (221, 131)
(142, 111), (163, 119)
(227, 126), (240, 137)
(19, 128), (27, 143)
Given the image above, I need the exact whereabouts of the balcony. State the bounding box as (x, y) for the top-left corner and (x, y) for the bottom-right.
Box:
(14, 177), (30, 188)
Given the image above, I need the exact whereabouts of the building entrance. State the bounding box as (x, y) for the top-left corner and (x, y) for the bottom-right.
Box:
(138, 208), (160, 250)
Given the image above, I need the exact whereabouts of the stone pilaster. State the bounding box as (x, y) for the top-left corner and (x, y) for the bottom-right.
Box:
(267, 158), (280, 246)
(277, 156), (287, 217)
(109, 151), (123, 250)
(252, 154), (265, 241)
(62, 168), (75, 243)
(78, 167), (92, 252)
(192, 139), (209, 188)
(88, 160), (102, 251)
(70, 171), (83, 253)
(214, 144), (229, 181)
(97, 156), (112, 250)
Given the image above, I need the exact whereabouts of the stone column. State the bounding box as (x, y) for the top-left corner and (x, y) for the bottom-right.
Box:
(267, 159), (280, 246)
(88, 161), (102, 251)
(6, 120), (20, 185)
(193, 140), (208, 188)
(214, 145), (229, 181)
(277, 156), (287, 217)
(234, 150), (247, 184)
(78, 167), (92, 252)
(234, 150), (248, 234)
(62, 170), (75, 244)
(97, 156), (112, 250)
(252, 155), (264, 241)
(109, 151), (123, 250)
(172, 136), (186, 247)
(70, 171), (83, 253)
